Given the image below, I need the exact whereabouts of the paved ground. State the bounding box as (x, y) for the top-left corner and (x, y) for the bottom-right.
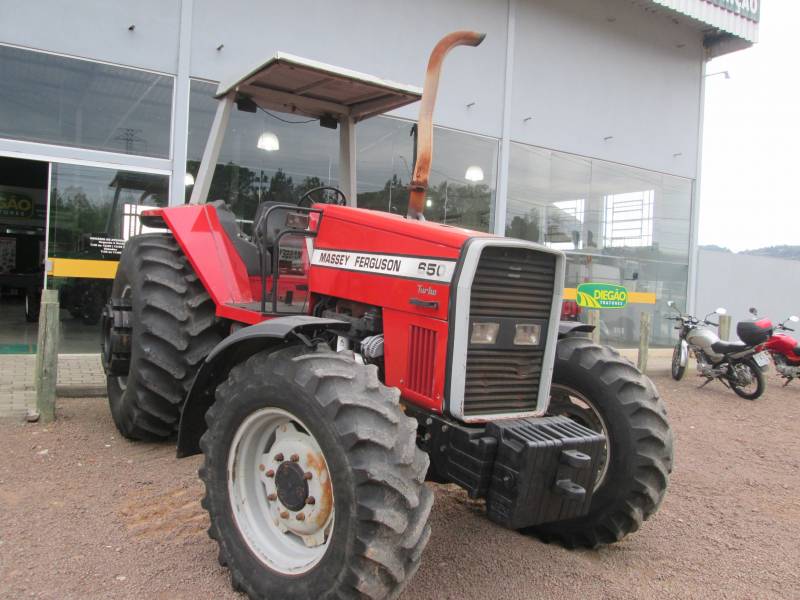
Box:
(0, 354), (105, 419)
(0, 347), (679, 419)
(0, 370), (798, 600)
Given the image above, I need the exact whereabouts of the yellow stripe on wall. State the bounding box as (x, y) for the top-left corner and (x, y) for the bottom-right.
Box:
(44, 262), (658, 305)
(49, 258), (119, 279)
(563, 287), (656, 305)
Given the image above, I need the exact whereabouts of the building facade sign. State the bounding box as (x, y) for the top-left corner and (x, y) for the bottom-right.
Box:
(704, 0), (760, 22)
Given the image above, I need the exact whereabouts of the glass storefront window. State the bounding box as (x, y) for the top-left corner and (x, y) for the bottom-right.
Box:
(0, 45), (174, 158)
(564, 253), (688, 347)
(507, 143), (692, 261)
(186, 79), (340, 231)
(356, 116), (498, 232)
(507, 142), (693, 347)
(48, 163), (168, 352)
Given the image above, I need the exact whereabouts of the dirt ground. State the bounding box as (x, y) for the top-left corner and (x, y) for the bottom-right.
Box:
(1, 372), (799, 600)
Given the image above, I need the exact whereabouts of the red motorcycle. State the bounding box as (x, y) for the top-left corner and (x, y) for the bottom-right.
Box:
(752, 308), (800, 386)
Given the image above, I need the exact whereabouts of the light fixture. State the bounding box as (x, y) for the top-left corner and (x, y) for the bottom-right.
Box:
(257, 131), (280, 152)
(426, 198), (433, 208)
(184, 173), (195, 186)
(464, 165), (484, 182)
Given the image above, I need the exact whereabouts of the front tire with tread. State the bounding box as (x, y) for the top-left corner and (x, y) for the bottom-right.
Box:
(199, 346), (433, 600)
(671, 342), (686, 381)
(535, 337), (674, 548)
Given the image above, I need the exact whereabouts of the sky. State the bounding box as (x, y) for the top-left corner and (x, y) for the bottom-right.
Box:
(699, 2), (800, 251)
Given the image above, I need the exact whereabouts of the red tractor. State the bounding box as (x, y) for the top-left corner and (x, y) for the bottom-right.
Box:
(102, 32), (672, 600)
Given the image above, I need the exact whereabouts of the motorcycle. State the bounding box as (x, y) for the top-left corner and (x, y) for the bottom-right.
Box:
(666, 301), (772, 400)
(752, 308), (800, 386)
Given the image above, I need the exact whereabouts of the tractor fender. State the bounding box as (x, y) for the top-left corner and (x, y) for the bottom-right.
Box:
(176, 315), (349, 458)
(558, 321), (595, 339)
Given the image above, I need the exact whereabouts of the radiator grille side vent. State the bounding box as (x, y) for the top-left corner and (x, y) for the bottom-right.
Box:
(408, 325), (436, 398)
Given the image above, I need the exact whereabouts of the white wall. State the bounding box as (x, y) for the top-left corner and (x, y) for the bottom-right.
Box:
(189, 0), (509, 139)
(0, 0), (180, 74)
(696, 249), (800, 338)
(511, 0), (704, 179)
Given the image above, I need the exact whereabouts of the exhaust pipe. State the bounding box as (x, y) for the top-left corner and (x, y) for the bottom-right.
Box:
(406, 30), (486, 221)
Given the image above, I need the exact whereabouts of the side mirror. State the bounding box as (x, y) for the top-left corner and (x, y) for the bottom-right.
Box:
(715, 307), (727, 316)
(749, 307), (758, 316)
(790, 315), (800, 323)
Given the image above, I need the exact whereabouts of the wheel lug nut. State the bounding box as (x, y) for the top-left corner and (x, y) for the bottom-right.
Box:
(267, 493), (277, 501)
(290, 453), (300, 462)
(280, 510), (289, 519)
(296, 513), (306, 521)
(274, 453), (284, 462)
(258, 464), (265, 472)
(266, 469), (275, 478)
(306, 496), (316, 505)
(303, 471), (312, 480)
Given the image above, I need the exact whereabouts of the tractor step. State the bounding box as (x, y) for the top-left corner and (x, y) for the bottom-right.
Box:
(408, 407), (605, 529)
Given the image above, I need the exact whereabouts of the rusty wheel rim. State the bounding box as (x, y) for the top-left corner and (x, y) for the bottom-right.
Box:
(227, 407), (334, 575)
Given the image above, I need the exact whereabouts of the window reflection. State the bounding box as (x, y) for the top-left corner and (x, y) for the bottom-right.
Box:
(356, 117), (498, 232)
(0, 45), (173, 158)
(508, 141), (692, 348)
(48, 164), (168, 351)
(507, 142), (691, 261)
(186, 79), (339, 231)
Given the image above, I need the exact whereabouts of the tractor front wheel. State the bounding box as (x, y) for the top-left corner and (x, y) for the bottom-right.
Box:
(534, 337), (674, 548)
(199, 346), (432, 600)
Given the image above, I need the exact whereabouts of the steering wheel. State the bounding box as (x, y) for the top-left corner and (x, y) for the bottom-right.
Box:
(298, 186), (347, 207)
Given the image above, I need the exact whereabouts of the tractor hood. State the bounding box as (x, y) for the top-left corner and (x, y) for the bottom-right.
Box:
(317, 204), (492, 254)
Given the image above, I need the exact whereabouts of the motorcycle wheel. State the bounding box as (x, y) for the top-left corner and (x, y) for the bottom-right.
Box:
(671, 342), (686, 381)
(729, 359), (765, 400)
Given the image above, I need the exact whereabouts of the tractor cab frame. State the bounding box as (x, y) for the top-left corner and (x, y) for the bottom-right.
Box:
(188, 52), (422, 208)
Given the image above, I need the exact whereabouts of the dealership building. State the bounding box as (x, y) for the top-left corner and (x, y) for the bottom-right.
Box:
(0, 0), (759, 353)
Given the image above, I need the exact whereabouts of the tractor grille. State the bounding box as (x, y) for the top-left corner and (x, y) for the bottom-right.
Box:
(463, 246), (556, 416)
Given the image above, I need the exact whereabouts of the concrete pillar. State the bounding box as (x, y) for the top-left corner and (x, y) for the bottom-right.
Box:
(34, 289), (60, 423)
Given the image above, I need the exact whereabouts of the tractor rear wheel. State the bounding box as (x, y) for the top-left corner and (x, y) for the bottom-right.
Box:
(199, 346), (432, 600)
(533, 337), (673, 548)
(102, 233), (224, 441)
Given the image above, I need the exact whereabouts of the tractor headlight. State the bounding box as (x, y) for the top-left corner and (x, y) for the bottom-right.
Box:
(471, 322), (499, 345)
(514, 323), (541, 346)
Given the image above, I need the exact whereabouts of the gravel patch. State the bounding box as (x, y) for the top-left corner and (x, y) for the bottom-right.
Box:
(1, 372), (798, 599)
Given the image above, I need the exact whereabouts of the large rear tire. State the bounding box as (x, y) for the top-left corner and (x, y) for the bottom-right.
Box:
(102, 233), (224, 441)
(199, 346), (432, 600)
(534, 337), (673, 548)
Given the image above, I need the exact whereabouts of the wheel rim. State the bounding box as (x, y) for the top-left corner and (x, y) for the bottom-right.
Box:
(548, 384), (610, 491)
(732, 363), (757, 395)
(227, 407), (334, 575)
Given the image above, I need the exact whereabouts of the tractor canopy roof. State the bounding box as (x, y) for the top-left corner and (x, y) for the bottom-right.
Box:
(215, 52), (422, 122)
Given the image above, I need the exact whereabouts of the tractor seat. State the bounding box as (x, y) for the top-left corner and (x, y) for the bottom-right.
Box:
(711, 341), (749, 355)
(254, 201), (298, 246)
(210, 201), (265, 276)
